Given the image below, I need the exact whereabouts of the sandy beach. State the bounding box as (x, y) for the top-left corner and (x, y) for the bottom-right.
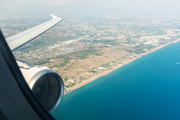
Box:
(64, 39), (180, 94)
(65, 70), (112, 94)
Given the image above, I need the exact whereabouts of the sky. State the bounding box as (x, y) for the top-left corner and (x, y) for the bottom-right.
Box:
(1, 0), (180, 17)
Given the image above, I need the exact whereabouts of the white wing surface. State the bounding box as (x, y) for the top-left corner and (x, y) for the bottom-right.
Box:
(6, 14), (62, 51)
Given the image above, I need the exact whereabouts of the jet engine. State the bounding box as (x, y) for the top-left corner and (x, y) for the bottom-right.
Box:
(16, 60), (64, 113)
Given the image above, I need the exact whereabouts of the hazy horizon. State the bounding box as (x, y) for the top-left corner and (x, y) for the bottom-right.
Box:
(1, 0), (180, 17)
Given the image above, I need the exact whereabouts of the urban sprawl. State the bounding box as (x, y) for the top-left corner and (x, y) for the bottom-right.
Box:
(1, 15), (180, 92)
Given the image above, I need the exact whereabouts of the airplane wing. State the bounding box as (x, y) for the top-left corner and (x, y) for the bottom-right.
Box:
(6, 14), (62, 51)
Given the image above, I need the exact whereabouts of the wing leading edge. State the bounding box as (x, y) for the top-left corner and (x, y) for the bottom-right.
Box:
(6, 14), (62, 51)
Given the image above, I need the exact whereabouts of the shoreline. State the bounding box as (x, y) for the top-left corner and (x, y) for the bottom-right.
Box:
(64, 39), (180, 95)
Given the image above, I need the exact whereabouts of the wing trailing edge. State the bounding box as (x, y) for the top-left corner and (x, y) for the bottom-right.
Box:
(6, 15), (62, 51)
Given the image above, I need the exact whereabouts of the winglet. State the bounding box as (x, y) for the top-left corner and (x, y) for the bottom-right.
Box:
(51, 14), (57, 19)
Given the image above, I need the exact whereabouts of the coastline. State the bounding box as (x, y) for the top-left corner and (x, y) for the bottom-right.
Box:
(64, 39), (180, 95)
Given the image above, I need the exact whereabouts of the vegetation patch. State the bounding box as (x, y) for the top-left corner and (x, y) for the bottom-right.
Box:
(49, 49), (103, 68)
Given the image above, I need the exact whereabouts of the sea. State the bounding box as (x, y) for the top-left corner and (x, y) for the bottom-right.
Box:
(52, 41), (180, 120)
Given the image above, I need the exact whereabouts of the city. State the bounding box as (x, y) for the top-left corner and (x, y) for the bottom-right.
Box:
(1, 15), (180, 93)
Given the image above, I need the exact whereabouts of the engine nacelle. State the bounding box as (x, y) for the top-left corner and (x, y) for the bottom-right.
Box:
(16, 60), (64, 113)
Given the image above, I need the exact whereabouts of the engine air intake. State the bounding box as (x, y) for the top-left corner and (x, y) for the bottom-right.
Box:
(16, 60), (64, 113)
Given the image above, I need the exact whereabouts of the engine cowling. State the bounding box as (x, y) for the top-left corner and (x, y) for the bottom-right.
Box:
(16, 60), (64, 113)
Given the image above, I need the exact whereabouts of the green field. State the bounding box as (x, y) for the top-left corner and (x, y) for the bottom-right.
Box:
(34, 48), (103, 68)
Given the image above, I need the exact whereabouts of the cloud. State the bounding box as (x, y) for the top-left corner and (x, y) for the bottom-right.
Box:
(10, 0), (26, 6)
(35, 0), (71, 6)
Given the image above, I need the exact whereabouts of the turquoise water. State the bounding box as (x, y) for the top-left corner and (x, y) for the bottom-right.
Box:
(52, 42), (180, 120)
